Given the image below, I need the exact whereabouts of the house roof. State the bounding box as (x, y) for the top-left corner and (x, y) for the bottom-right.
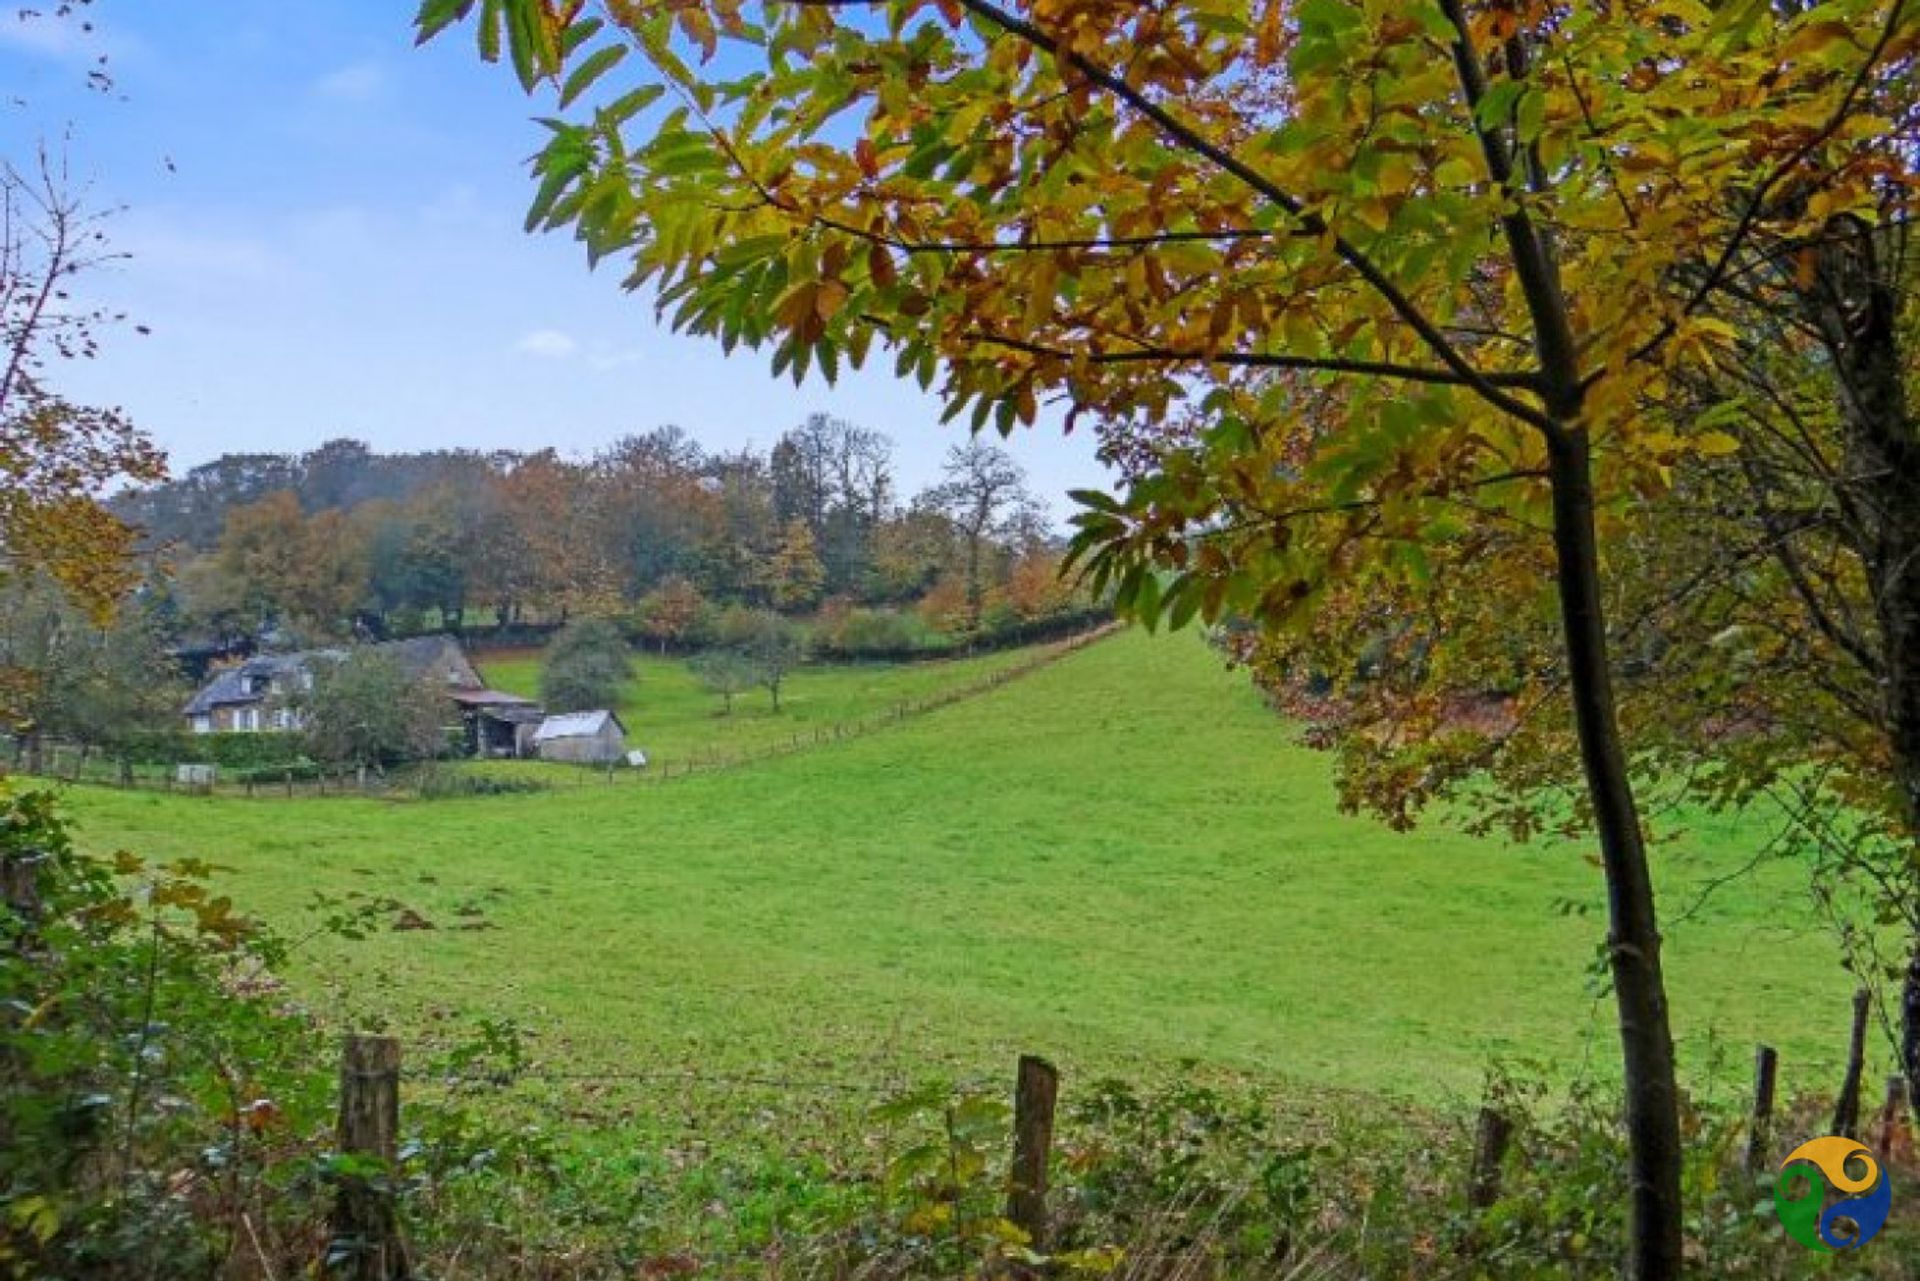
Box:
(532, 710), (625, 742)
(378, 634), (483, 689)
(181, 652), (331, 716)
(182, 634), (480, 718)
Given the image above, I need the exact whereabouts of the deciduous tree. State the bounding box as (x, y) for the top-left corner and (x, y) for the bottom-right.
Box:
(924, 442), (1033, 634)
(689, 646), (755, 714)
(1, 154), (165, 626)
(301, 651), (449, 778)
(634, 574), (707, 653)
(763, 517), (827, 612)
(540, 617), (633, 713)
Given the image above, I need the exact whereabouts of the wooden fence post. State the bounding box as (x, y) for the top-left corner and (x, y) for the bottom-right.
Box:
(1834, 988), (1871, 1140)
(1, 849), (44, 929)
(1467, 1105), (1513, 1209)
(331, 1034), (409, 1280)
(1876, 1075), (1908, 1164)
(1007, 1055), (1058, 1252)
(1748, 1044), (1778, 1173)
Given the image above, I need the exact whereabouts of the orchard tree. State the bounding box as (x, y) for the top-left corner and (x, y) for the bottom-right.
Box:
(422, 2), (1916, 1272)
(689, 646), (756, 714)
(718, 607), (803, 711)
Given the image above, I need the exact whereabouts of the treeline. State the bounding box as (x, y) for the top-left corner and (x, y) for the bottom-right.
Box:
(118, 417), (1088, 647)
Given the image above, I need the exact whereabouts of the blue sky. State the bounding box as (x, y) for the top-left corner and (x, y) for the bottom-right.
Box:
(0, 3), (1106, 509)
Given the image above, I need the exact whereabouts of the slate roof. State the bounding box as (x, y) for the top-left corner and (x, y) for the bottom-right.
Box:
(532, 710), (625, 742)
(181, 634), (477, 719)
(180, 652), (336, 717)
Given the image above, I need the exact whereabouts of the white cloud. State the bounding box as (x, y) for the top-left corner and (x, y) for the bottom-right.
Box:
(313, 61), (385, 104)
(516, 329), (578, 359)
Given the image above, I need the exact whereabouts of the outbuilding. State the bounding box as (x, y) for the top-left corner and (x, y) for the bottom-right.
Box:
(532, 710), (628, 765)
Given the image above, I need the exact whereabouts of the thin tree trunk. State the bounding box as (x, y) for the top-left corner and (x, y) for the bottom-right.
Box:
(1547, 426), (1684, 1281)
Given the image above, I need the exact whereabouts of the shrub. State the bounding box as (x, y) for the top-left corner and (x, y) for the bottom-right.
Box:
(540, 618), (633, 713)
(0, 786), (333, 1279)
(820, 607), (926, 657)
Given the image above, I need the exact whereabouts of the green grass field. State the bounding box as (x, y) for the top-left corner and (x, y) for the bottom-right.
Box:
(59, 629), (1853, 1121)
(473, 644), (1043, 765)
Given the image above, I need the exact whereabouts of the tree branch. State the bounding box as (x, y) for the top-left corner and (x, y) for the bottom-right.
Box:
(937, 0), (1557, 433)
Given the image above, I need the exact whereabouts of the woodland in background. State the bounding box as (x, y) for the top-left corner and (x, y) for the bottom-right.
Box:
(115, 420), (1085, 649)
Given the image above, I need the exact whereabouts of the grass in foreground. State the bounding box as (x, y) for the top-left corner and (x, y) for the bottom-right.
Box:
(59, 629), (1858, 1126)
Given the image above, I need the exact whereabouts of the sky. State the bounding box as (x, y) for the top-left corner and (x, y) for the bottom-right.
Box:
(0, 2), (1108, 511)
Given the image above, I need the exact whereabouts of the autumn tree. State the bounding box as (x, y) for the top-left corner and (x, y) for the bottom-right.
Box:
(595, 426), (727, 594)
(0, 153), (166, 632)
(425, 3), (1918, 1272)
(1006, 550), (1074, 620)
(771, 413), (895, 591)
(763, 517), (827, 612)
(497, 451), (621, 620)
(634, 574), (707, 653)
(213, 492), (367, 636)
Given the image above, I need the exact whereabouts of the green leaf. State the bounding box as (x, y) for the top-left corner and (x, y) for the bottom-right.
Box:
(1475, 81), (1525, 132)
(1515, 90), (1547, 145)
(477, 0), (503, 64)
(413, 0), (474, 45)
(603, 83), (666, 126)
(561, 43), (627, 109)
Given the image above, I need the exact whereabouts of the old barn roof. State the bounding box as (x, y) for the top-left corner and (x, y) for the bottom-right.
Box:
(448, 688), (539, 707)
(532, 710), (625, 742)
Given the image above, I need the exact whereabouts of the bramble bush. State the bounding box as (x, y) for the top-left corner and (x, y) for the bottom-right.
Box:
(0, 786), (332, 1279)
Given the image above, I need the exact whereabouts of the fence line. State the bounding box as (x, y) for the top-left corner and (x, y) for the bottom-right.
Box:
(329, 1032), (1061, 1280)
(605, 621), (1120, 790)
(0, 623), (1121, 803)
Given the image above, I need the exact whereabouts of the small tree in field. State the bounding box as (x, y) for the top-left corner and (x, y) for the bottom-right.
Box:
(540, 617), (632, 713)
(302, 652), (447, 780)
(720, 608), (804, 713)
(689, 648), (756, 715)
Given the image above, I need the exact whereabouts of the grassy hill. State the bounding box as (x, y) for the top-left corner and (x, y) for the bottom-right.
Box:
(473, 643), (1043, 763)
(60, 629), (1853, 1120)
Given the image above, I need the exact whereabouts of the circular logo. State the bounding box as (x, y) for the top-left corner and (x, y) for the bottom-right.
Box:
(1774, 1136), (1892, 1251)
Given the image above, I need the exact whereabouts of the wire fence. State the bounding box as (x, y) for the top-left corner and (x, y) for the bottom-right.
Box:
(0, 623), (1121, 802)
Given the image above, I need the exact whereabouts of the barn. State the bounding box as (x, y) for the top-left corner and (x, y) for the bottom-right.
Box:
(532, 710), (627, 765)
